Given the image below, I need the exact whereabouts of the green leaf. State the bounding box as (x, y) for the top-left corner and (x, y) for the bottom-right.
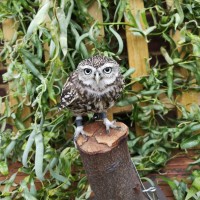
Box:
(161, 176), (177, 190)
(109, 25), (124, 55)
(34, 132), (44, 180)
(4, 140), (16, 158)
(167, 66), (174, 98)
(123, 68), (135, 78)
(141, 139), (160, 155)
(174, 0), (184, 25)
(185, 177), (200, 200)
(22, 130), (37, 167)
(116, 96), (138, 106)
(0, 161), (9, 175)
(174, 13), (181, 30)
(160, 47), (173, 65)
(143, 26), (156, 35)
(181, 134), (200, 149)
(26, 0), (50, 37)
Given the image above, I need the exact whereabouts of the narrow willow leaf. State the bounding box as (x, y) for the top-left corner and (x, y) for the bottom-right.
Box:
(109, 25), (123, 55)
(140, 89), (165, 96)
(43, 157), (58, 175)
(174, 0), (184, 25)
(49, 39), (56, 58)
(22, 130), (37, 167)
(190, 124), (200, 132)
(113, 0), (122, 22)
(0, 161), (8, 175)
(20, 48), (44, 67)
(88, 22), (97, 42)
(49, 168), (70, 186)
(116, 0), (127, 25)
(128, 137), (141, 148)
(5, 97), (11, 117)
(174, 13), (181, 30)
(26, 0), (50, 37)
(135, 11), (143, 30)
(162, 32), (177, 50)
(70, 24), (89, 58)
(56, 8), (68, 57)
(141, 10), (148, 28)
(143, 26), (156, 35)
(4, 140), (16, 158)
(34, 132), (44, 180)
(116, 96), (138, 106)
(189, 157), (200, 165)
(75, 32), (89, 52)
(20, 179), (38, 200)
(0, 119), (7, 133)
(2, 172), (17, 195)
(141, 139), (159, 155)
(124, 10), (137, 27)
(185, 177), (200, 200)
(123, 68), (135, 78)
(161, 177), (177, 190)
(23, 57), (44, 81)
(57, 0), (74, 56)
(160, 16), (174, 27)
(30, 178), (37, 196)
(181, 134), (200, 149)
(167, 66), (174, 98)
(50, 19), (60, 61)
(160, 47), (173, 65)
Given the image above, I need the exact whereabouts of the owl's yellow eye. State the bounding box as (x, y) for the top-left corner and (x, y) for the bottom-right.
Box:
(84, 68), (92, 75)
(103, 67), (112, 74)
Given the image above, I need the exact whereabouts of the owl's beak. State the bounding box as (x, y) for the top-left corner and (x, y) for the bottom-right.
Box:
(95, 72), (100, 84)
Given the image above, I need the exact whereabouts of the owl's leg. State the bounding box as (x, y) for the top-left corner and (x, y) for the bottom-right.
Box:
(101, 112), (121, 134)
(74, 116), (87, 142)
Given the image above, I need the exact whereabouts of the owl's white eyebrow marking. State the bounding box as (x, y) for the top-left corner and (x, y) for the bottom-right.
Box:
(78, 65), (94, 70)
(99, 63), (118, 68)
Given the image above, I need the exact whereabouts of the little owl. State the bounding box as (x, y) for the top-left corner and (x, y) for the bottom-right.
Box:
(59, 55), (124, 142)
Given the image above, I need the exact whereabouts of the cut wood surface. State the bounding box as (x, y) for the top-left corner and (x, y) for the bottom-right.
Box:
(77, 121), (148, 200)
(77, 121), (128, 154)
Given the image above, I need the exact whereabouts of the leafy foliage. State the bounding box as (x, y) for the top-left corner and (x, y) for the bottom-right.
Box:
(0, 0), (200, 199)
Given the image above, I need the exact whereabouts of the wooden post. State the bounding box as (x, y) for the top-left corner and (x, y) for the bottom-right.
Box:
(77, 121), (148, 200)
(125, 0), (148, 90)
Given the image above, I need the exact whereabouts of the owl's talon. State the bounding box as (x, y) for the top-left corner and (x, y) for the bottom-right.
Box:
(103, 118), (120, 134)
(74, 126), (87, 140)
(106, 129), (110, 134)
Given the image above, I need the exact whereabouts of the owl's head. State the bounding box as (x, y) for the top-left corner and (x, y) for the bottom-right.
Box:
(77, 55), (120, 91)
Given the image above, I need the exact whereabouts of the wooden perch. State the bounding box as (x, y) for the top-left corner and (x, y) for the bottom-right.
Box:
(77, 121), (148, 200)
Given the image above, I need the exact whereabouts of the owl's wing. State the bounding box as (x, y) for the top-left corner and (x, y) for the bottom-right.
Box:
(59, 76), (78, 110)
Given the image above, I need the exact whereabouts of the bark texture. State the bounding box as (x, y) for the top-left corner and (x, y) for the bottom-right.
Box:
(77, 121), (148, 200)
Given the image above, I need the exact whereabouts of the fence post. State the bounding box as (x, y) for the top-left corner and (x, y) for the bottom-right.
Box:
(125, 0), (149, 135)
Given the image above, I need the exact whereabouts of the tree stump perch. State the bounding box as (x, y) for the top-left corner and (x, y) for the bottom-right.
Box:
(77, 121), (148, 200)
